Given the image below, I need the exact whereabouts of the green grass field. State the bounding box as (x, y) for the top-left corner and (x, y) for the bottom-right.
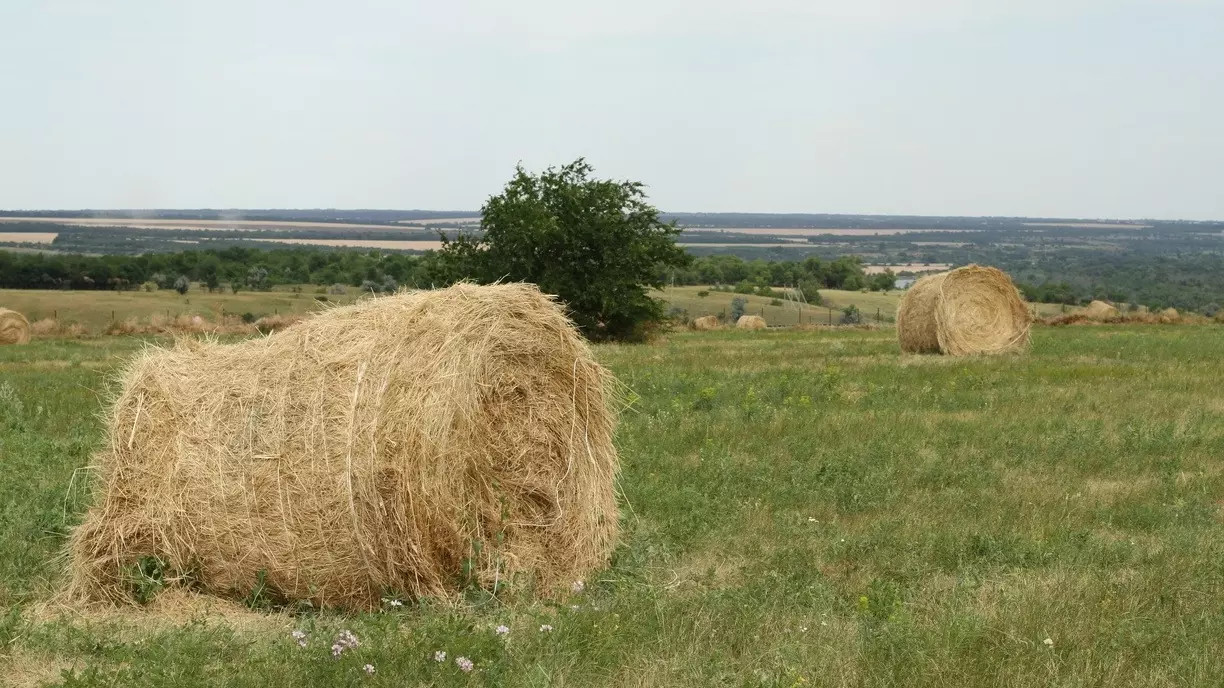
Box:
(4, 326), (1224, 686)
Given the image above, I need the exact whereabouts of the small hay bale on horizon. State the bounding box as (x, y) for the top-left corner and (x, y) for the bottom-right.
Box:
(0, 308), (31, 345)
(1159, 307), (1181, 324)
(896, 265), (1031, 356)
(736, 315), (766, 330)
(693, 315), (719, 330)
(1083, 300), (1121, 320)
(66, 283), (620, 610)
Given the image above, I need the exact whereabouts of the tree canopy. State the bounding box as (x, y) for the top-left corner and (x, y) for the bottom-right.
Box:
(439, 159), (690, 341)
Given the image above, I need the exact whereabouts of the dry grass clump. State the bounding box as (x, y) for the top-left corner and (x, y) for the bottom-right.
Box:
(896, 265), (1031, 355)
(736, 315), (766, 330)
(692, 315), (719, 331)
(30, 318), (88, 339)
(1083, 300), (1121, 320)
(1159, 307), (1180, 324)
(66, 283), (620, 611)
(0, 308), (31, 345)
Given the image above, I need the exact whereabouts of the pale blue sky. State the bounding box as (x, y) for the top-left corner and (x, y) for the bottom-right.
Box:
(2, 0), (1221, 218)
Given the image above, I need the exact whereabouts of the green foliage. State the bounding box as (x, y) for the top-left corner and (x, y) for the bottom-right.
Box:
(172, 275), (190, 295)
(840, 304), (863, 325)
(696, 290), (709, 298)
(797, 279), (823, 305)
(730, 296), (747, 322)
(870, 270), (896, 292)
(438, 159), (689, 341)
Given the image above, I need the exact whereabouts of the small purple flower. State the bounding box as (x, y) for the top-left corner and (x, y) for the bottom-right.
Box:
(455, 656), (474, 672)
(363, 664), (376, 675)
(495, 624), (510, 636)
(434, 650), (447, 662)
(571, 580), (585, 594)
(331, 630), (360, 657)
(539, 624), (554, 632)
(291, 629), (307, 647)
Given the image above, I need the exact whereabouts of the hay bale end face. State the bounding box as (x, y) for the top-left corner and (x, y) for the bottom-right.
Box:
(692, 315), (719, 331)
(68, 283), (620, 610)
(0, 308), (31, 345)
(896, 265), (1031, 356)
(736, 315), (766, 330)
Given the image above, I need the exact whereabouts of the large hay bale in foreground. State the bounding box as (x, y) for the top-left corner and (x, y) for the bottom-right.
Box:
(736, 315), (766, 330)
(693, 315), (719, 331)
(896, 265), (1031, 356)
(1083, 300), (1121, 320)
(67, 283), (619, 610)
(0, 308), (31, 345)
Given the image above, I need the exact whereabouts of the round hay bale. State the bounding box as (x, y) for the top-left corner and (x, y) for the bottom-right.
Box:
(0, 308), (31, 345)
(895, 265), (1031, 356)
(1159, 307), (1180, 324)
(692, 315), (719, 330)
(67, 283), (619, 610)
(736, 315), (766, 330)
(1082, 300), (1120, 320)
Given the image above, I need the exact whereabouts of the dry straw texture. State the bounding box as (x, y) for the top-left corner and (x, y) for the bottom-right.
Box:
(736, 315), (767, 330)
(0, 308), (31, 345)
(896, 265), (1032, 356)
(1160, 307), (1180, 324)
(1083, 300), (1121, 320)
(67, 283), (620, 610)
(692, 315), (719, 330)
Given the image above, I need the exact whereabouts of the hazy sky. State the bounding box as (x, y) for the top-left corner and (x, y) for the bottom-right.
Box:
(2, 0), (1221, 218)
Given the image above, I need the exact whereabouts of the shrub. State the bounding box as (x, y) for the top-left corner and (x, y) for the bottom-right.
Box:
(770, 298), (782, 307)
(840, 304), (863, 325)
(697, 290), (710, 298)
(731, 297), (747, 322)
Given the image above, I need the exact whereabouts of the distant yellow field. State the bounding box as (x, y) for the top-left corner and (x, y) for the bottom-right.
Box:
(0, 232), (57, 243)
(863, 263), (950, 275)
(255, 238), (443, 250)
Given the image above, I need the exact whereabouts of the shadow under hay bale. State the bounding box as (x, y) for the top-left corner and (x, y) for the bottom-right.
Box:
(896, 265), (1031, 356)
(67, 283), (620, 610)
(0, 308), (31, 345)
(736, 315), (766, 330)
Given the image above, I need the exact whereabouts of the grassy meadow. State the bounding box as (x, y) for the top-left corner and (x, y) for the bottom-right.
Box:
(3, 325), (1224, 685)
(0, 286), (359, 332)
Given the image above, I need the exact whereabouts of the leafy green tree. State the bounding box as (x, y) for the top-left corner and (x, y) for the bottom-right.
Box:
(173, 275), (190, 295)
(870, 270), (896, 292)
(797, 279), (823, 305)
(439, 159), (689, 341)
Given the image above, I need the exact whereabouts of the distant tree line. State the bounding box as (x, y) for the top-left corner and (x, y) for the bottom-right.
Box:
(0, 248), (890, 296)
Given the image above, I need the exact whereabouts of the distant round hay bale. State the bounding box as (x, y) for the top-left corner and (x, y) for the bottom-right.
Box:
(1083, 300), (1120, 320)
(736, 315), (766, 330)
(1159, 307), (1180, 324)
(0, 308), (31, 345)
(896, 265), (1031, 356)
(67, 283), (620, 610)
(693, 315), (719, 331)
